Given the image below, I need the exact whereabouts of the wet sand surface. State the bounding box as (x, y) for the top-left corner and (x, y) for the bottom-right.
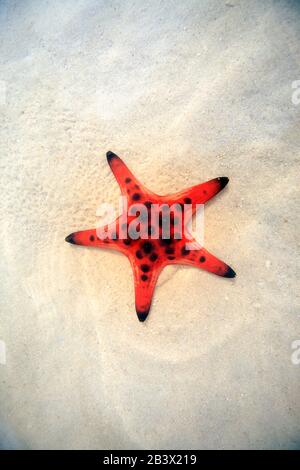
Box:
(0, 0), (299, 449)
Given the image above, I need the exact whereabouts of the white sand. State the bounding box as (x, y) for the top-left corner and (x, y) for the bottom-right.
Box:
(0, 0), (299, 449)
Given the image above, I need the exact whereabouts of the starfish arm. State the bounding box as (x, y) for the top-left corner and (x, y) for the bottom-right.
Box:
(106, 151), (151, 201)
(169, 177), (229, 208)
(65, 226), (120, 250)
(176, 245), (236, 278)
(130, 259), (162, 322)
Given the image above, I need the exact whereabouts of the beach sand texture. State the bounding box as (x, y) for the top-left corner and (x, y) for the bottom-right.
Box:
(0, 0), (299, 449)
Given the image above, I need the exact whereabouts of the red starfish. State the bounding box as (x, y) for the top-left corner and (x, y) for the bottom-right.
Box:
(66, 151), (236, 322)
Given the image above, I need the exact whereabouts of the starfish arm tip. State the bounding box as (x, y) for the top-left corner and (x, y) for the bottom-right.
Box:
(218, 176), (229, 189)
(136, 309), (150, 322)
(224, 266), (236, 278)
(65, 233), (76, 244)
(106, 150), (118, 162)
